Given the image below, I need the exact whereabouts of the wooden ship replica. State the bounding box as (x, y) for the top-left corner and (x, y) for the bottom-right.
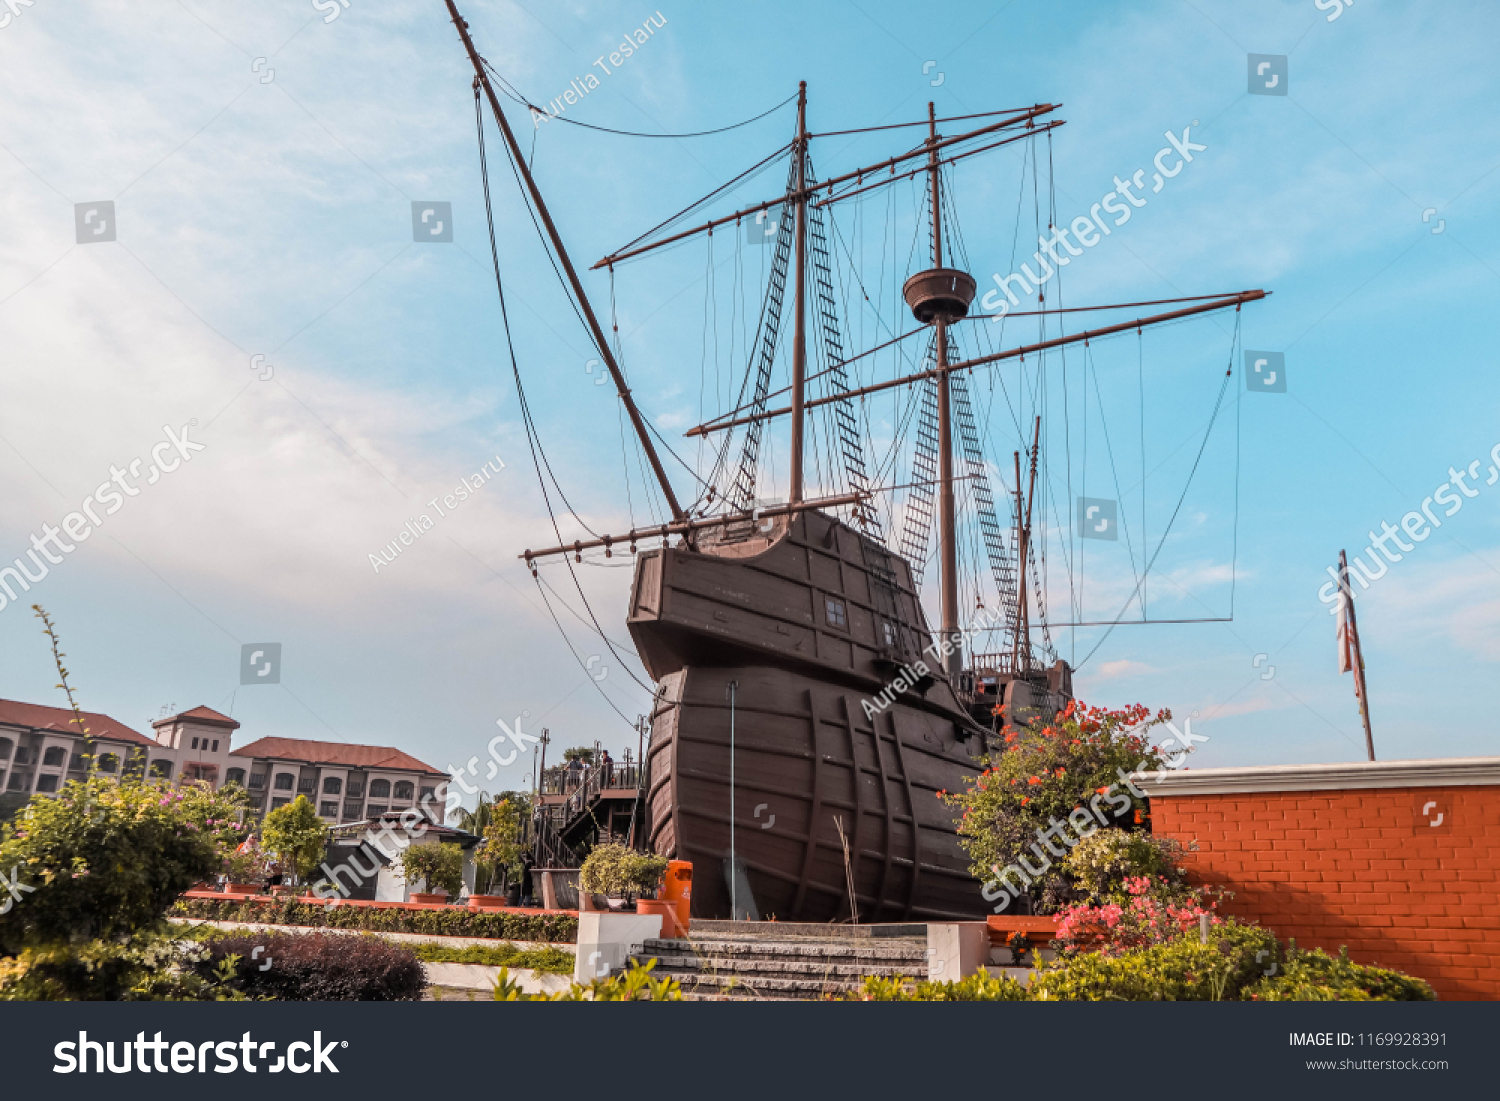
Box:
(446, 3), (1265, 921)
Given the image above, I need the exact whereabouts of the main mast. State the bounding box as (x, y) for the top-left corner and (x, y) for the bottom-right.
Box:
(444, 0), (686, 523)
(927, 103), (962, 676)
(789, 81), (809, 504)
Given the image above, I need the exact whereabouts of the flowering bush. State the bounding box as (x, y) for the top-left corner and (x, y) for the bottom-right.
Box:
(1052, 875), (1228, 957)
(0, 776), (249, 950)
(1061, 829), (1187, 905)
(939, 700), (1174, 913)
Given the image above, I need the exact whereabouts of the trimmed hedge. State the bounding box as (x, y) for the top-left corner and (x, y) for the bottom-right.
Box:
(850, 922), (1436, 1002)
(171, 896), (577, 944)
(193, 931), (425, 1001)
(410, 942), (574, 974)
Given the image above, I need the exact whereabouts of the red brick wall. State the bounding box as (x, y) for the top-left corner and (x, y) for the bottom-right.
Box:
(1150, 784), (1499, 1000)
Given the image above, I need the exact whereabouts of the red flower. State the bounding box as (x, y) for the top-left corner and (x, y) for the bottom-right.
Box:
(1027, 776), (1041, 785)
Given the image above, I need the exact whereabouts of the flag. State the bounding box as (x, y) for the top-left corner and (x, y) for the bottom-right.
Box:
(1336, 584), (1361, 699)
(1336, 588), (1353, 675)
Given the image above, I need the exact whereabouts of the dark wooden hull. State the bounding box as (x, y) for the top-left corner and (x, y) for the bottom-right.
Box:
(627, 509), (993, 922)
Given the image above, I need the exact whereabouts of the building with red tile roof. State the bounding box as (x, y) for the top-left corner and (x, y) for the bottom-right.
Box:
(1, 699), (449, 828)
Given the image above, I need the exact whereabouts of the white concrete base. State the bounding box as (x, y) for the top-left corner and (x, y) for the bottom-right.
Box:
(573, 911), (663, 983)
(926, 921), (990, 981)
(424, 962), (572, 997)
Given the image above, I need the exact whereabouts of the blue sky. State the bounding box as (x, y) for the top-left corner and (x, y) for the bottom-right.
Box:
(2, 0), (1497, 806)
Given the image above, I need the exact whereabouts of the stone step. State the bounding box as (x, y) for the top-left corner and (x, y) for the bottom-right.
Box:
(662, 972), (873, 1000)
(639, 936), (928, 965)
(689, 920), (929, 940)
(635, 951), (926, 982)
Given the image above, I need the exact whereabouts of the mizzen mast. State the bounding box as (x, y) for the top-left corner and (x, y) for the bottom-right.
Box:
(444, 0), (686, 523)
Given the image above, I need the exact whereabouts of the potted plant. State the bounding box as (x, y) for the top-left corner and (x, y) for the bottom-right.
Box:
(222, 845), (265, 895)
(579, 844), (668, 912)
(395, 841), (465, 904)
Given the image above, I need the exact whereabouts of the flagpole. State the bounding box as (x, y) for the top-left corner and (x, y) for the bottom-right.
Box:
(1339, 549), (1376, 762)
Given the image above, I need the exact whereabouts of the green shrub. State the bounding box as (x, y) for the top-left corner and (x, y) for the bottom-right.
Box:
(1245, 945), (1436, 1002)
(493, 958), (681, 1001)
(579, 843), (668, 897)
(0, 777), (248, 952)
(169, 896), (577, 943)
(850, 971), (1029, 1001)
(1030, 920), (1281, 1001)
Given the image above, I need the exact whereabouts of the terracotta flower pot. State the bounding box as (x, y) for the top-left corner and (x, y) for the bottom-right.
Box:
(226, 883), (259, 896)
(411, 892), (447, 905)
(468, 894), (508, 910)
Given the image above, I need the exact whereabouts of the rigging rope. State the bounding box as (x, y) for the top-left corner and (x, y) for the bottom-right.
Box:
(472, 83), (653, 715)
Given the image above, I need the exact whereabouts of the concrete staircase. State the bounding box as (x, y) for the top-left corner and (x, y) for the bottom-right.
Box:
(631, 921), (931, 1000)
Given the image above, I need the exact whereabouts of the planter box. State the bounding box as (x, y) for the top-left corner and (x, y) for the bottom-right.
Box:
(573, 911), (663, 983)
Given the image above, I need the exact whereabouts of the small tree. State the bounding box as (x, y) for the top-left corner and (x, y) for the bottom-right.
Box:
(260, 796), (327, 883)
(561, 746), (594, 764)
(395, 841), (464, 897)
(475, 793), (529, 894)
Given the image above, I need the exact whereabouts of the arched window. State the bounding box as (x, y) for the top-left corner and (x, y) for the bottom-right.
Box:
(149, 760), (173, 779)
(369, 779), (391, 799)
(273, 773), (294, 791)
(226, 767), (246, 786)
(97, 753), (119, 774)
(0, 738), (11, 760)
(322, 776), (342, 795)
(392, 781), (414, 801)
(43, 746), (66, 767)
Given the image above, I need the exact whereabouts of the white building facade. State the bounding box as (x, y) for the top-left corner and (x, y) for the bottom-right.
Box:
(0, 700), (449, 827)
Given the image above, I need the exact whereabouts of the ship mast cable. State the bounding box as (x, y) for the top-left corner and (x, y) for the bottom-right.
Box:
(447, 1), (686, 523)
(684, 291), (1269, 437)
(1074, 316), (1241, 670)
(464, 57), (657, 705)
(606, 140), (795, 265)
(481, 58), (798, 139)
(811, 123), (1065, 210)
(1086, 340), (1145, 606)
(809, 104), (1063, 139)
(593, 104), (1061, 270)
